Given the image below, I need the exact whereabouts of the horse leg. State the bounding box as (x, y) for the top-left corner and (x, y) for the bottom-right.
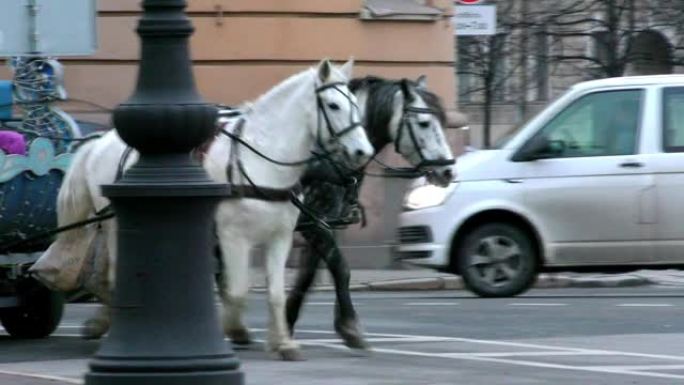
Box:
(285, 230), (322, 335)
(81, 302), (110, 340)
(80, 220), (116, 340)
(317, 230), (369, 350)
(217, 231), (251, 345)
(265, 235), (303, 361)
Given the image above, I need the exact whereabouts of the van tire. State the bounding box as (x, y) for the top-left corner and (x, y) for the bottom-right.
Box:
(457, 222), (537, 297)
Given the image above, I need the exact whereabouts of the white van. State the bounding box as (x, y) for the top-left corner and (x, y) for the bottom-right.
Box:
(396, 75), (684, 297)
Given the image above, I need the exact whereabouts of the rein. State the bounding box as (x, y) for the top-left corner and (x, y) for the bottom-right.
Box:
(217, 81), (363, 202)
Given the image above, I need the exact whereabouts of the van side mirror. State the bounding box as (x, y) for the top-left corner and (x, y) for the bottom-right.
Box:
(512, 136), (565, 162)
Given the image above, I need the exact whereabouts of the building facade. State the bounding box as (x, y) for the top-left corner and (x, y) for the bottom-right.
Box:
(455, 0), (684, 148)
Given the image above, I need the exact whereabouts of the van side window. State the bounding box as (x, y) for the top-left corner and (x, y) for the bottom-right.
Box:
(663, 87), (684, 152)
(536, 90), (643, 158)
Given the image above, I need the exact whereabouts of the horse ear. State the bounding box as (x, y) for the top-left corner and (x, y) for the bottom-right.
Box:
(400, 79), (415, 102)
(416, 75), (428, 89)
(318, 59), (332, 82)
(340, 57), (355, 79)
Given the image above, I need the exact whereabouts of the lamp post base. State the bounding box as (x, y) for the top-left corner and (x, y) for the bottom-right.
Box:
(85, 177), (242, 385)
(86, 368), (244, 385)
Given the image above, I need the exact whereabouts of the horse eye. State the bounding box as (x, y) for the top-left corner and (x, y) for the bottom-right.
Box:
(328, 103), (341, 111)
(418, 121), (431, 129)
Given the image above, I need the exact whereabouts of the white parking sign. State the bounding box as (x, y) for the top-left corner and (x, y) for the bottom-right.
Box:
(453, 5), (497, 36)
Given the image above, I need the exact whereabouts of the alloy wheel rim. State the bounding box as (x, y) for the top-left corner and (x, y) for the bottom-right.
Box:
(467, 235), (522, 288)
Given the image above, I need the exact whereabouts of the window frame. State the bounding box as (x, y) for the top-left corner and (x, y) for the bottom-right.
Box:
(662, 87), (684, 153)
(525, 88), (645, 160)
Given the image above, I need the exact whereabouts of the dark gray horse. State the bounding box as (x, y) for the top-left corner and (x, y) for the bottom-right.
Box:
(286, 75), (455, 349)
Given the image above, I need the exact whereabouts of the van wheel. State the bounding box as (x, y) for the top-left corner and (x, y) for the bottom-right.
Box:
(457, 223), (537, 297)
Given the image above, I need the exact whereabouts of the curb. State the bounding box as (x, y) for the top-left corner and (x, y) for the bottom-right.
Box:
(252, 274), (654, 292)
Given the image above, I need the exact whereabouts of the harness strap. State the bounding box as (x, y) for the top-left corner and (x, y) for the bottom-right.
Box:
(221, 117), (303, 202)
(226, 118), (246, 187)
(0, 207), (115, 253)
(291, 192), (333, 233)
(231, 184), (303, 202)
(395, 103), (456, 169)
(116, 146), (134, 182)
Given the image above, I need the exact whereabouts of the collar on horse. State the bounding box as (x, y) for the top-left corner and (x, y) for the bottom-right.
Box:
(223, 117), (303, 201)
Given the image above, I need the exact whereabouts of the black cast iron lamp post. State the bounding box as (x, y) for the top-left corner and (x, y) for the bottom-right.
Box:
(85, 0), (243, 384)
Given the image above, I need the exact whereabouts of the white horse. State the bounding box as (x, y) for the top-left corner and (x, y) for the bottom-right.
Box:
(34, 59), (373, 361)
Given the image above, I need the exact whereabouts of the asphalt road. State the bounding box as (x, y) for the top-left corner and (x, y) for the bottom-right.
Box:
(2, 286), (684, 384)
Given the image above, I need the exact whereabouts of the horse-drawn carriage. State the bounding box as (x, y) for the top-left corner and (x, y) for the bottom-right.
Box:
(0, 58), (105, 338)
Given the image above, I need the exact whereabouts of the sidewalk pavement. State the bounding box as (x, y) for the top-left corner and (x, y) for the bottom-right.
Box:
(0, 372), (81, 385)
(250, 267), (684, 292)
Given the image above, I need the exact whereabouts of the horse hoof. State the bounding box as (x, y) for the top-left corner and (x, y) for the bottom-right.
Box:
(335, 319), (370, 351)
(81, 319), (108, 340)
(279, 348), (305, 361)
(227, 328), (252, 345)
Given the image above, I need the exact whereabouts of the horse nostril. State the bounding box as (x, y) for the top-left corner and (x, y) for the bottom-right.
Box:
(355, 149), (366, 158)
(443, 168), (453, 179)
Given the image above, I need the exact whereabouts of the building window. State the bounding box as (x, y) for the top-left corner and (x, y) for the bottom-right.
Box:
(457, 36), (476, 103)
(361, 0), (443, 21)
(534, 29), (549, 101)
(456, 33), (509, 103)
(490, 33), (507, 102)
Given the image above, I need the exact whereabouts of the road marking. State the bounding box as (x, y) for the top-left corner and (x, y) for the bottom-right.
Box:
(299, 336), (454, 343)
(298, 341), (684, 381)
(617, 303), (674, 307)
(508, 303), (567, 306)
(441, 351), (615, 358)
(279, 328), (684, 379)
(265, 328), (684, 361)
(592, 364), (684, 371)
(0, 369), (82, 384)
(403, 302), (459, 306)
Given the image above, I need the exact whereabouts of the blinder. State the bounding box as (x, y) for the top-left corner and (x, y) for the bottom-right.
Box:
(396, 104), (456, 170)
(315, 82), (362, 149)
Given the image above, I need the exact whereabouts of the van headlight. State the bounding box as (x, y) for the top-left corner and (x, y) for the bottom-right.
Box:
(403, 183), (456, 211)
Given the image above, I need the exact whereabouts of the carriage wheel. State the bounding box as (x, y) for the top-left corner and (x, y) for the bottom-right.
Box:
(0, 278), (64, 338)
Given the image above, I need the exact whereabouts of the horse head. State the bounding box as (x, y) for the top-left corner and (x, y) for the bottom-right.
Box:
(312, 59), (374, 169)
(394, 76), (455, 187)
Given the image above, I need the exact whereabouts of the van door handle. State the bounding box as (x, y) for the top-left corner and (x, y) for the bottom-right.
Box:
(619, 161), (644, 168)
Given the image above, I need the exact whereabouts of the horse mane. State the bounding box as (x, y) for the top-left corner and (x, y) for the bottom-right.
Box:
(248, 69), (315, 112)
(349, 76), (401, 149)
(349, 76), (447, 150)
(415, 86), (447, 127)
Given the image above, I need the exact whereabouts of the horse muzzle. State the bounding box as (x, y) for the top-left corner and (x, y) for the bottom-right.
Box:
(424, 163), (455, 188)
